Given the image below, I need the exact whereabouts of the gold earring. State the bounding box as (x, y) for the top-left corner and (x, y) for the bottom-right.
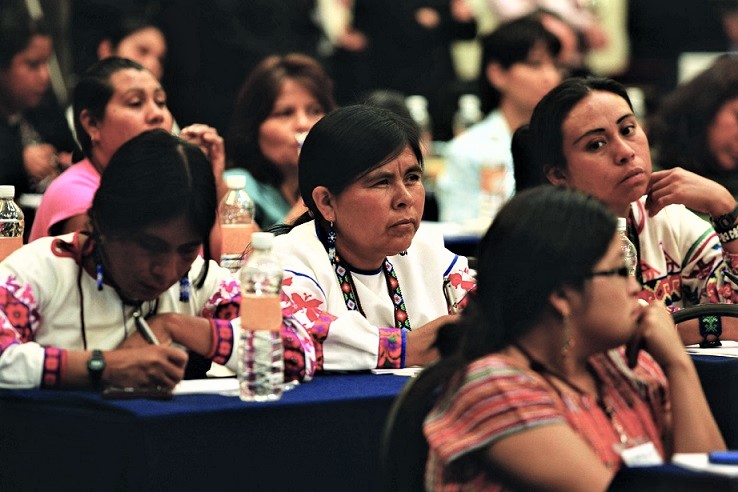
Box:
(561, 315), (573, 357)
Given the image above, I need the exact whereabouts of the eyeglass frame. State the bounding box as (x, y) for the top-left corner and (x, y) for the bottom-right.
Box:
(585, 266), (629, 279)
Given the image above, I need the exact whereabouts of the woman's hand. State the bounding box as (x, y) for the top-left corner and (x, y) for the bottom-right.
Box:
(629, 300), (690, 371)
(104, 345), (188, 390)
(405, 314), (457, 366)
(23, 143), (59, 181)
(647, 168), (736, 218)
(180, 124), (226, 198)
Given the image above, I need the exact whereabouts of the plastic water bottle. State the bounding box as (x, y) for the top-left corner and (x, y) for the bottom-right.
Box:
(405, 95), (433, 156)
(220, 174), (255, 273)
(237, 232), (284, 402)
(617, 217), (637, 276)
(0, 185), (24, 262)
(453, 94), (483, 135)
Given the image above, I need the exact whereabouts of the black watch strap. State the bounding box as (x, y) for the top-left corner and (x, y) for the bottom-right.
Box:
(87, 349), (105, 391)
(711, 204), (738, 232)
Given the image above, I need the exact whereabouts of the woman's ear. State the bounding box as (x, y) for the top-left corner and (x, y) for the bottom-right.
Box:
(312, 186), (336, 222)
(97, 39), (114, 60)
(548, 287), (572, 319)
(485, 62), (506, 92)
(545, 165), (568, 186)
(79, 109), (100, 144)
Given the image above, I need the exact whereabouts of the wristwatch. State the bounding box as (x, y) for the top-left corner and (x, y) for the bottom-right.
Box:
(87, 349), (106, 391)
(711, 204), (738, 232)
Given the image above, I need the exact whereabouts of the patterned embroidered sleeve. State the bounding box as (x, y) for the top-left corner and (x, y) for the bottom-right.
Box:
(281, 271), (402, 371)
(200, 275), (316, 382)
(444, 257), (477, 313)
(0, 275), (57, 389)
(678, 215), (738, 305)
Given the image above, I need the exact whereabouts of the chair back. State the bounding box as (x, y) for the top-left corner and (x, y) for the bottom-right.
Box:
(380, 370), (440, 491)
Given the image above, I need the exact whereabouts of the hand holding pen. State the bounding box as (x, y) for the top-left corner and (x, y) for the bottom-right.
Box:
(133, 310), (161, 345)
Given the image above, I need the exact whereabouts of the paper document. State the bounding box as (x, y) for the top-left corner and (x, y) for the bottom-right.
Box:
(370, 367), (423, 377)
(672, 453), (738, 476)
(686, 340), (738, 357)
(173, 378), (239, 396)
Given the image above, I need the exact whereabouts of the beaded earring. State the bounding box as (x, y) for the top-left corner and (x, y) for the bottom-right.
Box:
(96, 262), (103, 291)
(561, 315), (573, 357)
(179, 273), (190, 302)
(328, 221), (337, 264)
(400, 251), (408, 256)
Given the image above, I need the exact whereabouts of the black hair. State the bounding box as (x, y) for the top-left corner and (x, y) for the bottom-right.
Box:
(90, 129), (216, 288)
(513, 77), (633, 191)
(0, 1), (49, 70)
(404, 185), (617, 413)
(294, 104), (422, 228)
(72, 56), (146, 157)
(479, 15), (561, 114)
(649, 54), (738, 175)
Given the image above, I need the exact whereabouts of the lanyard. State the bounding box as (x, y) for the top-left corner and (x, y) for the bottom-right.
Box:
(333, 255), (411, 330)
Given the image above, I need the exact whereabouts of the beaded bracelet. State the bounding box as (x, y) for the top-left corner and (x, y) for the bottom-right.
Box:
(699, 314), (723, 348)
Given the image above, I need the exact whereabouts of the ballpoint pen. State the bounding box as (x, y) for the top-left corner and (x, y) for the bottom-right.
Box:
(133, 310), (160, 345)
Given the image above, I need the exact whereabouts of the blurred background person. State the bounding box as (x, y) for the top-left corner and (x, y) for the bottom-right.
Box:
(434, 15), (562, 223)
(0, 0), (75, 225)
(30, 57), (224, 254)
(225, 53), (336, 230)
(649, 54), (738, 199)
(66, 3), (177, 139)
(326, 0), (477, 141)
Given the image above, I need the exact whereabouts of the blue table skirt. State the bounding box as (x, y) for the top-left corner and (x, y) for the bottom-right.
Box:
(0, 373), (411, 491)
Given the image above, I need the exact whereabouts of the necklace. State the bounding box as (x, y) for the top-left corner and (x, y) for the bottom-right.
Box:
(514, 344), (631, 446)
(626, 211), (643, 286)
(76, 237), (159, 349)
(333, 253), (411, 330)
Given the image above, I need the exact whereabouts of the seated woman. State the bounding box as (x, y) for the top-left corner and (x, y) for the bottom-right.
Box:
(225, 53), (336, 229)
(514, 76), (738, 347)
(272, 105), (475, 371)
(0, 129), (314, 389)
(0, 1), (75, 199)
(649, 54), (738, 199)
(435, 15), (562, 223)
(423, 185), (725, 490)
(30, 56), (224, 241)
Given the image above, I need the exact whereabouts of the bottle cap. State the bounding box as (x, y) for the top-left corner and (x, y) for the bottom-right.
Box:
(617, 217), (627, 231)
(225, 174), (247, 190)
(0, 185), (15, 198)
(251, 231), (274, 249)
(459, 94), (480, 109)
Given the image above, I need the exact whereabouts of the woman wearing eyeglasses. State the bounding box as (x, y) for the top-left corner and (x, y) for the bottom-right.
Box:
(422, 186), (724, 491)
(512, 76), (738, 347)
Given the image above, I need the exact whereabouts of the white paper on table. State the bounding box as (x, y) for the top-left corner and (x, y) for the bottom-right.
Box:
(686, 340), (738, 357)
(672, 453), (738, 476)
(370, 367), (423, 377)
(173, 378), (239, 395)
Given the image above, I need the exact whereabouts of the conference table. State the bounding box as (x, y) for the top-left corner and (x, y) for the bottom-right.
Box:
(2, 356), (738, 491)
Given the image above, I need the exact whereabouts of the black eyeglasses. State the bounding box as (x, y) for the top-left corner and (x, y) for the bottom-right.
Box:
(586, 266), (629, 279)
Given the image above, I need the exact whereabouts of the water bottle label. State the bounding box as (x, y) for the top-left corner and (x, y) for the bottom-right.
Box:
(221, 223), (254, 255)
(240, 293), (282, 331)
(0, 237), (23, 262)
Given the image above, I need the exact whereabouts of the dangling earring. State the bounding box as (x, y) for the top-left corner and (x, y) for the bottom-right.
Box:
(561, 315), (573, 357)
(179, 273), (190, 302)
(399, 251), (408, 256)
(96, 262), (104, 291)
(327, 221), (337, 264)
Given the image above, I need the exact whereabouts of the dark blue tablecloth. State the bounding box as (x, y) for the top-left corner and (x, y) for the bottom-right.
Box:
(0, 373), (410, 492)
